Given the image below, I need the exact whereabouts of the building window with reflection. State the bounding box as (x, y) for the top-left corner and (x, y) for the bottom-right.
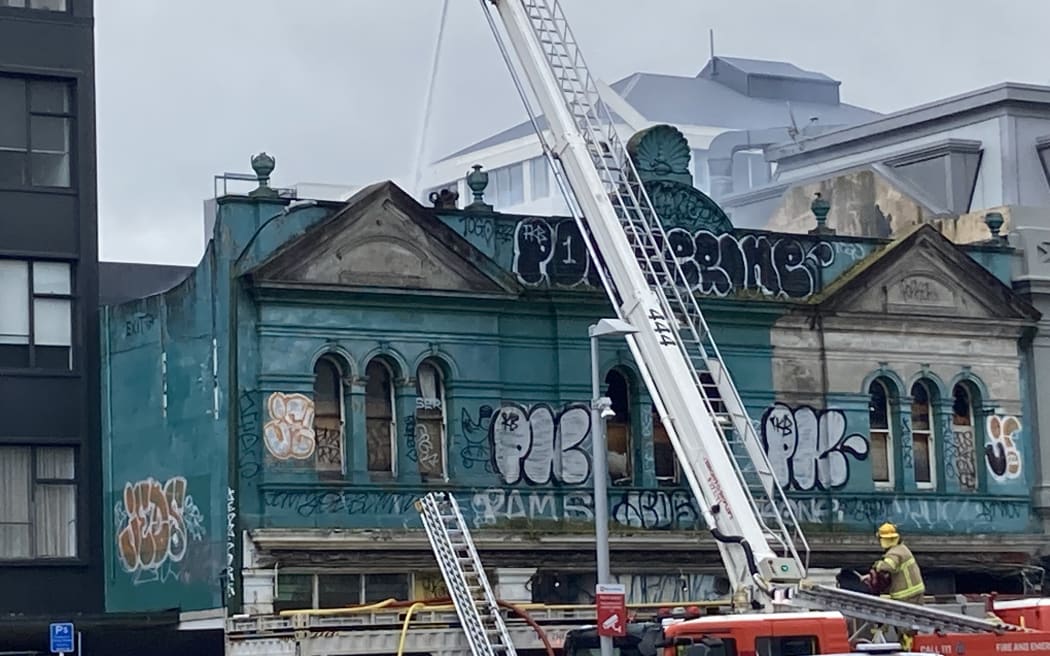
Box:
(0, 76), (73, 188)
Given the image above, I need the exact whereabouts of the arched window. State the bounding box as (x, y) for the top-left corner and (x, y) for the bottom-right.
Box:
(312, 356), (344, 473)
(868, 378), (894, 487)
(365, 359), (396, 476)
(652, 403), (678, 486)
(414, 360), (447, 481)
(604, 369), (632, 484)
(949, 383), (979, 492)
(910, 380), (936, 488)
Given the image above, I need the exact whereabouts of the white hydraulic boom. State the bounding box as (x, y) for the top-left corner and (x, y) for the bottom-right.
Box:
(478, 0), (807, 607)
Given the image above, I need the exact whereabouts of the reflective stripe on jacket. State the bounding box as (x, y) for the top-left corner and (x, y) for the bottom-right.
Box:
(873, 542), (924, 601)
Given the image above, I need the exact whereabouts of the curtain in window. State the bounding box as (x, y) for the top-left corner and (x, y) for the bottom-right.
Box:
(35, 447), (76, 557)
(0, 447), (31, 558)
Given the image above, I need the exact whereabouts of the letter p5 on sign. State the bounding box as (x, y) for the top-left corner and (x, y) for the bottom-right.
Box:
(595, 583), (627, 637)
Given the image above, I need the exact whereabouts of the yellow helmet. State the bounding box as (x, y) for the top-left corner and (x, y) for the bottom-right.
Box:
(877, 522), (899, 540)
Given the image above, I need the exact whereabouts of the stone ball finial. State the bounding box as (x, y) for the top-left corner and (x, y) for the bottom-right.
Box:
(984, 211), (1005, 240)
(465, 164), (493, 212)
(808, 192), (834, 236)
(251, 152), (275, 182)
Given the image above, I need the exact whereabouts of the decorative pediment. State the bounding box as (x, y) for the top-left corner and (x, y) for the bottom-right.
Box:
(250, 182), (520, 295)
(816, 225), (1039, 322)
(626, 124), (734, 235)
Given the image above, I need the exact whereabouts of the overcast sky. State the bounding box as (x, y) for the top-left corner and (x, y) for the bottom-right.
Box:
(94, 1), (1050, 265)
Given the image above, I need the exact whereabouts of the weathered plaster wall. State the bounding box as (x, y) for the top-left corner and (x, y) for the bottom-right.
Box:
(764, 169), (927, 238)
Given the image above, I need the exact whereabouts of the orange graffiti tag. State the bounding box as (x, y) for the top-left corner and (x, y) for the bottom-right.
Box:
(116, 476), (192, 582)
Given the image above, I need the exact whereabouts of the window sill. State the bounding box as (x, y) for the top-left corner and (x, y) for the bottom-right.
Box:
(0, 366), (79, 377)
(0, 182), (76, 195)
(0, 557), (84, 567)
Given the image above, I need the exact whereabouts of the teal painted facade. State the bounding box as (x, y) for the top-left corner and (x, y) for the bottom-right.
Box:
(101, 128), (1041, 613)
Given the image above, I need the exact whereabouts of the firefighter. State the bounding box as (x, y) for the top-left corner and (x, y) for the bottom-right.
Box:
(861, 522), (925, 604)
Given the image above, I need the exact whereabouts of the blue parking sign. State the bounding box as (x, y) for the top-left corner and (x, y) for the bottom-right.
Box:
(49, 622), (74, 653)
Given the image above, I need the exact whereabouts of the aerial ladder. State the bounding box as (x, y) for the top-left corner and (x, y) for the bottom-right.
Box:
(477, 0), (806, 608)
(412, 0), (1034, 648)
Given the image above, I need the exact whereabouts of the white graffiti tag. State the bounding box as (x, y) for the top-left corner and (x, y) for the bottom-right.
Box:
(263, 392), (316, 460)
(490, 402), (591, 485)
(985, 415), (1022, 482)
(761, 403), (869, 490)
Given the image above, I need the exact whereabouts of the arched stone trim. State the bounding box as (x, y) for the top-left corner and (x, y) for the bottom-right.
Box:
(860, 367), (906, 397)
(309, 343), (357, 379)
(410, 348), (460, 382)
(359, 346), (410, 383)
(905, 367), (948, 401)
(947, 370), (991, 405)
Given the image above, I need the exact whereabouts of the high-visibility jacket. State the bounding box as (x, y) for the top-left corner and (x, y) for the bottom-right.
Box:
(874, 542), (925, 601)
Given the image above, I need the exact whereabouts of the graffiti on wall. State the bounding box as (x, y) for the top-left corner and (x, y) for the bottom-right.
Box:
(945, 418), (978, 491)
(986, 415), (1022, 482)
(771, 494), (1027, 533)
(115, 476), (206, 584)
(263, 392), (316, 460)
(614, 573), (729, 603)
(461, 406), (495, 473)
(261, 485), (1029, 533)
(760, 403), (869, 490)
(238, 390), (262, 479)
(512, 218), (835, 299)
(225, 487), (236, 599)
(490, 402), (591, 485)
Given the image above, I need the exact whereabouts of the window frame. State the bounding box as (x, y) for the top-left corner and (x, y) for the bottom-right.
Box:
(604, 368), (633, 485)
(0, 443), (79, 562)
(868, 378), (895, 490)
(949, 382), (980, 493)
(0, 258), (75, 371)
(414, 359), (448, 482)
(0, 0), (70, 11)
(364, 358), (398, 477)
(0, 75), (75, 190)
(274, 571), (412, 611)
(312, 355), (346, 475)
(909, 380), (937, 490)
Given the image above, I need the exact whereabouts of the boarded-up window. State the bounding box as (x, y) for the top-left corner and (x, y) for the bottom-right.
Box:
(653, 404), (679, 485)
(414, 360), (446, 480)
(365, 359), (395, 475)
(949, 383), (978, 492)
(312, 357), (344, 473)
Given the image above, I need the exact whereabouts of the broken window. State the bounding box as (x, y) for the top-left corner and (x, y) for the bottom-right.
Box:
(868, 378), (894, 487)
(365, 359), (396, 476)
(604, 368), (632, 484)
(312, 356), (344, 474)
(414, 360), (446, 481)
(652, 403), (679, 485)
(910, 380), (936, 488)
(949, 383), (979, 492)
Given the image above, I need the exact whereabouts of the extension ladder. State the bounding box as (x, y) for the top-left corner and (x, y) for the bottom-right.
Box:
(416, 491), (518, 656)
(480, 0), (808, 599)
(793, 582), (1027, 634)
